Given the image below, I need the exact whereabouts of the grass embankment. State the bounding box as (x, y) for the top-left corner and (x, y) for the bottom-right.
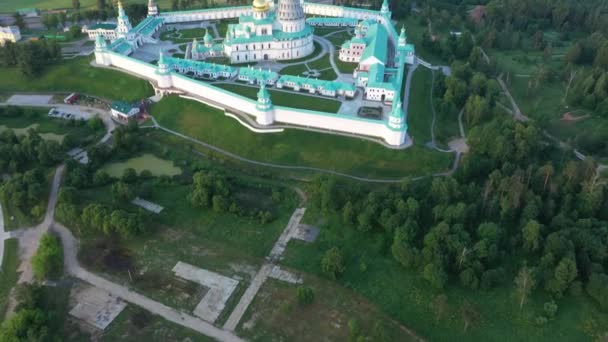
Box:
(281, 208), (608, 342)
(0, 57), (153, 102)
(215, 83), (341, 113)
(0, 239), (19, 321)
(151, 95), (452, 179)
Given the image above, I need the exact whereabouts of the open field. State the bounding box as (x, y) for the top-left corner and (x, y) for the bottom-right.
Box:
(215, 83), (341, 113)
(102, 153), (183, 177)
(281, 208), (608, 342)
(68, 172), (298, 312)
(238, 276), (417, 341)
(0, 239), (18, 321)
(100, 305), (214, 342)
(150, 95), (453, 179)
(0, 57), (154, 102)
(0, 0), (189, 12)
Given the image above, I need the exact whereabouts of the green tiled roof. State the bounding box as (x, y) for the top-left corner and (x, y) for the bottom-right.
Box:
(110, 38), (133, 54)
(165, 56), (236, 74)
(111, 101), (135, 114)
(306, 17), (358, 26)
(360, 23), (388, 63)
(89, 23), (117, 30)
(239, 66), (278, 82)
(278, 75), (356, 93)
(240, 14), (275, 26)
(132, 16), (163, 36)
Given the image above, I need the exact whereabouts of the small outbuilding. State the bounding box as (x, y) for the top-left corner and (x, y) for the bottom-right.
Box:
(110, 101), (141, 122)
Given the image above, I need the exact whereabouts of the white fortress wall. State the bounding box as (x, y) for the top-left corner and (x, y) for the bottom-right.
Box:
(274, 106), (386, 137)
(97, 49), (402, 145)
(161, 6), (251, 23)
(106, 52), (157, 78)
(171, 73), (257, 113)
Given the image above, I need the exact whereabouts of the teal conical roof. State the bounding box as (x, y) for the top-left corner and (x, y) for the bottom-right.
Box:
(257, 82), (270, 100)
(204, 29), (213, 44)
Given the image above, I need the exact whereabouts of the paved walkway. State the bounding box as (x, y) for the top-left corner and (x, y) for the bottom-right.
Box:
(223, 208), (306, 331)
(0, 204), (10, 269)
(52, 222), (243, 342)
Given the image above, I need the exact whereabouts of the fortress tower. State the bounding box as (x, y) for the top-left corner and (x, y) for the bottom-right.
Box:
(256, 83), (275, 125)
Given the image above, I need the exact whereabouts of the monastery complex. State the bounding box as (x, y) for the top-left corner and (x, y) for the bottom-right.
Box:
(90, 0), (417, 147)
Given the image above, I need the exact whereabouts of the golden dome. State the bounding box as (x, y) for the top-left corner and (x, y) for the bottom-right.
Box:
(253, 0), (269, 12)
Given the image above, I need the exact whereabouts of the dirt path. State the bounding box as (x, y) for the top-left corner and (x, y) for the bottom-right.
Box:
(496, 75), (529, 122)
(14, 165), (65, 284)
(223, 208), (306, 331)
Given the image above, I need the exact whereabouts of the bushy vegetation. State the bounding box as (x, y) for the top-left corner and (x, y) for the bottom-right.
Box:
(32, 233), (63, 280)
(308, 115), (608, 311)
(0, 40), (61, 77)
(0, 284), (66, 341)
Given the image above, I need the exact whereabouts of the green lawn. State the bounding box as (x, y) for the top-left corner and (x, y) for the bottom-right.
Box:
(151, 95), (452, 179)
(0, 239), (19, 321)
(102, 153), (183, 177)
(0, 57), (153, 102)
(215, 83), (341, 113)
(281, 209), (608, 342)
(335, 57), (357, 74)
(278, 64), (309, 77)
(0, 0), (182, 12)
(280, 57), (337, 80)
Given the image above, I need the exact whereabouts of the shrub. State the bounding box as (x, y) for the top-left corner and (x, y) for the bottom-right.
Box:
(296, 286), (315, 305)
(321, 247), (345, 279)
(32, 233), (63, 280)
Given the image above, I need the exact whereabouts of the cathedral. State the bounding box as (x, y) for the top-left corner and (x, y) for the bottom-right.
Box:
(222, 0), (315, 63)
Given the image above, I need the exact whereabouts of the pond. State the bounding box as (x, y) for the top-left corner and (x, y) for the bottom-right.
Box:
(0, 124), (66, 143)
(102, 153), (182, 178)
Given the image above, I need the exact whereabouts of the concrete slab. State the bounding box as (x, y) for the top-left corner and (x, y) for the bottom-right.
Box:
(268, 266), (302, 284)
(294, 224), (319, 243)
(7, 95), (53, 106)
(69, 285), (127, 331)
(172, 261), (239, 323)
(131, 197), (164, 214)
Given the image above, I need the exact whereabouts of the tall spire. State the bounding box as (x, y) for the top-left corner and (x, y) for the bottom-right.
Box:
(381, 0), (390, 14)
(148, 0), (159, 16)
(117, 0), (125, 16)
(398, 26), (407, 47)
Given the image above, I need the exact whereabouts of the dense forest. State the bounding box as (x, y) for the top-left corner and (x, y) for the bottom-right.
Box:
(309, 114), (608, 312)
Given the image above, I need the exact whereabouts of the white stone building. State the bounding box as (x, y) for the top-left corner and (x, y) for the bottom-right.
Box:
(0, 26), (21, 46)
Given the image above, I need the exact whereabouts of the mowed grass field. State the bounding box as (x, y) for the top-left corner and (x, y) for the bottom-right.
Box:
(0, 57), (153, 102)
(151, 95), (452, 179)
(0, 0), (189, 12)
